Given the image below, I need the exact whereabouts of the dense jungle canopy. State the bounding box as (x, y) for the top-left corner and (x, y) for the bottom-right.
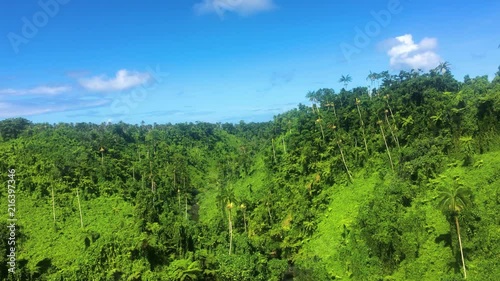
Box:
(1, 66), (499, 280)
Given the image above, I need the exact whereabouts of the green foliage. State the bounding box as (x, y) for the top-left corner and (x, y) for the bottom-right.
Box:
(0, 68), (499, 280)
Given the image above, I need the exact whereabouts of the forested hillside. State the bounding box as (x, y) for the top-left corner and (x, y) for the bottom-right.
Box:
(1, 67), (499, 280)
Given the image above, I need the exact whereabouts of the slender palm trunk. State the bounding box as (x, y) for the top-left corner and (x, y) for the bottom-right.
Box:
(455, 216), (467, 279)
(386, 100), (396, 126)
(319, 123), (325, 141)
(228, 208), (233, 255)
(385, 111), (400, 150)
(175, 172), (180, 210)
(379, 121), (394, 171)
(267, 202), (273, 223)
(271, 139), (277, 163)
(282, 137), (286, 154)
(76, 188), (84, 228)
(356, 102), (369, 154)
(177, 189), (181, 212)
(243, 211), (247, 234)
(51, 185), (56, 225)
(149, 158), (154, 193)
(185, 195), (188, 220)
(338, 141), (353, 181)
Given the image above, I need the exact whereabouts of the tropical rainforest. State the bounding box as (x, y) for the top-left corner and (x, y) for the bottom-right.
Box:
(1, 66), (499, 281)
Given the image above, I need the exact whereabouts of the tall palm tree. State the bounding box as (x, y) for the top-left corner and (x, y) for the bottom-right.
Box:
(367, 71), (376, 95)
(367, 71), (376, 86)
(306, 91), (320, 114)
(339, 74), (352, 89)
(436, 61), (451, 74)
(438, 185), (471, 279)
(374, 72), (382, 88)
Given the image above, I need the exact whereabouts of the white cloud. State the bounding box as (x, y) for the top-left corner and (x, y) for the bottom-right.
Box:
(384, 34), (442, 70)
(0, 99), (110, 118)
(79, 69), (150, 92)
(194, 0), (275, 17)
(0, 86), (71, 96)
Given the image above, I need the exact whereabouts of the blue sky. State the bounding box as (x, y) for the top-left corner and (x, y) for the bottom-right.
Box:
(0, 0), (499, 124)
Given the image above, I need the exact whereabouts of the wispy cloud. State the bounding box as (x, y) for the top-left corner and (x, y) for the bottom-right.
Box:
(0, 99), (110, 118)
(79, 69), (150, 92)
(270, 70), (295, 87)
(194, 0), (275, 17)
(66, 70), (91, 79)
(0, 86), (71, 96)
(257, 70), (295, 93)
(382, 34), (441, 70)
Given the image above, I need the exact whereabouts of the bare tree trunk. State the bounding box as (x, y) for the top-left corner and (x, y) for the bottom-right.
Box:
(456, 216), (467, 279)
(282, 137), (286, 154)
(76, 188), (84, 228)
